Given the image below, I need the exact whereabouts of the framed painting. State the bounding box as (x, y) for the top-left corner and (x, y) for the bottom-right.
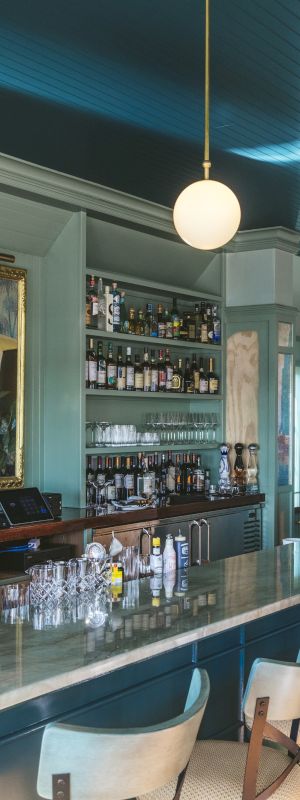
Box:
(0, 266), (26, 487)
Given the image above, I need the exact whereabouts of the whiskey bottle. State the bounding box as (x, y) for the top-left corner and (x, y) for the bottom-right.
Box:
(200, 301), (208, 343)
(128, 307), (136, 334)
(111, 281), (121, 333)
(150, 350), (158, 392)
(179, 314), (188, 342)
(125, 347), (135, 391)
(106, 342), (117, 389)
(135, 309), (145, 336)
(165, 348), (174, 392)
(207, 357), (219, 395)
(116, 345), (126, 391)
(97, 340), (106, 389)
(184, 357), (193, 393)
(199, 357), (209, 394)
(158, 349), (166, 391)
(87, 338), (97, 389)
(192, 354), (200, 393)
(143, 348), (151, 392)
(134, 354), (144, 391)
(172, 358), (184, 392)
(187, 312), (196, 342)
(157, 304), (166, 338)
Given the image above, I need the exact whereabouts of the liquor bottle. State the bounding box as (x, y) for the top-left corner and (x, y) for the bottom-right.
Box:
(97, 340), (106, 389)
(114, 456), (124, 501)
(158, 349), (166, 391)
(200, 301), (208, 343)
(187, 311), (196, 342)
(97, 277), (106, 331)
(234, 443), (246, 490)
(150, 350), (158, 392)
(206, 304), (214, 344)
(120, 290), (129, 334)
(86, 456), (95, 483)
(199, 357), (209, 394)
(128, 307), (136, 334)
(166, 451), (175, 494)
(143, 348), (151, 392)
(85, 276), (92, 327)
(106, 457), (116, 501)
(165, 348), (173, 392)
(141, 456), (153, 497)
(145, 303), (156, 337)
(106, 342), (117, 389)
(219, 443), (231, 492)
(86, 456), (95, 506)
(111, 281), (121, 332)
(204, 468), (211, 495)
(184, 357), (193, 393)
(95, 456), (106, 505)
(89, 275), (98, 329)
(171, 297), (180, 339)
(159, 453), (168, 502)
(148, 455), (156, 496)
(194, 303), (201, 341)
(181, 453), (188, 493)
(172, 358), (184, 392)
(134, 354), (144, 390)
(104, 285), (113, 332)
(135, 309), (145, 336)
(207, 357), (219, 395)
(87, 338), (97, 389)
(245, 443), (259, 494)
(175, 454), (182, 494)
(164, 307), (173, 339)
(157, 304), (166, 338)
(193, 455), (205, 493)
(186, 455), (193, 494)
(124, 456), (135, 499)
(212, 305), (221, 344)
(116, 345), (126, 391)
(125, 347), (135, 391)
(179, 314), (188, 341)
(192, 354), (200, 393)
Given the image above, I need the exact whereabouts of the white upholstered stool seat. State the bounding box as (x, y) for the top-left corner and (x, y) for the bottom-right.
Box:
(139, 739), (300, 800)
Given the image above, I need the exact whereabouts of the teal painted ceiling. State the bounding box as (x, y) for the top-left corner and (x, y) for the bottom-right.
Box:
(0, 0), (299, 231)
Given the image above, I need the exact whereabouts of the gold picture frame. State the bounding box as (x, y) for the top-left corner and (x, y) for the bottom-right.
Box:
(0, 266), (26, 488)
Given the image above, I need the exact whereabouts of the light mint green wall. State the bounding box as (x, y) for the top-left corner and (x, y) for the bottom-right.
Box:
(43, 212), (86, 506)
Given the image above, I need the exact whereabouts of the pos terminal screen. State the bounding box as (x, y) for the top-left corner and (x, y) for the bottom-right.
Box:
(0, 487), (54, 526)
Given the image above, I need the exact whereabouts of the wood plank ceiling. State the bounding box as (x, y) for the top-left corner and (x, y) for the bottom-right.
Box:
(0, 0), (299, 232)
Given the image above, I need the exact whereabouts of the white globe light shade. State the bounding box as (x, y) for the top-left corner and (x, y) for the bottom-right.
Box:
(173, 179), (241, 250)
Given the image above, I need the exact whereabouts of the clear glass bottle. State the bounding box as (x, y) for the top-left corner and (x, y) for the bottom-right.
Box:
(106, 342), (117, 389)
(97, 277), (106, 331)
(111, 281), (121, 333)
(245, 444), (259, 494)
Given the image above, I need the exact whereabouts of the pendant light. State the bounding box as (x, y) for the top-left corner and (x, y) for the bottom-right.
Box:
(173, 0), (241, 250)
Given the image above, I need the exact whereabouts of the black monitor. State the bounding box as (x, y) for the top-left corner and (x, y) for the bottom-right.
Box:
(0, 487), (54, 526)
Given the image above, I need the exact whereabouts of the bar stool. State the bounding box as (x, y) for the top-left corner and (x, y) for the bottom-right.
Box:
(37, 667), (209, 800)
(140, 656), (300, 800)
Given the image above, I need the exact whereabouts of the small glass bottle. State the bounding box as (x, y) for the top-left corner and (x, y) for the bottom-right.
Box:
(163, 534), (176, 574)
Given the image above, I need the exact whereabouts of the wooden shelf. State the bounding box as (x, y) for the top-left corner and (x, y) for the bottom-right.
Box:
(86, 442), (219, 455)
(86, 269), (222, 303)
(86, 389), (223, 400)
(85, 328), (222, 351)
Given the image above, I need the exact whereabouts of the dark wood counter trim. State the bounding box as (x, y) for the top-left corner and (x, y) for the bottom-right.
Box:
(0, 494), (265, 543)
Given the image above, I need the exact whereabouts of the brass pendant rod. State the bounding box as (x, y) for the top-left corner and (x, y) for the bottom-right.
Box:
(203, 0), (211, 179)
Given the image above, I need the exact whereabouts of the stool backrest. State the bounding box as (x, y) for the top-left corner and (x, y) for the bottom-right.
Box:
(243, 657), (300, 722)
(37, 667), (209, 800)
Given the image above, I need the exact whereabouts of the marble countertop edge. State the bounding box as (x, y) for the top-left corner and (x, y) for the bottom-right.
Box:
(1, 591), (299, 713)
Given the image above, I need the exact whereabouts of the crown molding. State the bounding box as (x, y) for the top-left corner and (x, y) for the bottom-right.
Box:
(0, 153), (299, 253)
(225, 226), (300, 254)
(0, 152), (176, 237)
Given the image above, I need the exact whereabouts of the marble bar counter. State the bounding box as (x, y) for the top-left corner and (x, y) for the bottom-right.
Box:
(0, 542), (299, 713)
(0, 493), (265, 544)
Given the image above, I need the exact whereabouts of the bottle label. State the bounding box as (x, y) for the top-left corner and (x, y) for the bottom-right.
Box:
(158, 322), (166, 338)
(172, 320), (180, 338)
(143, 475), (153, 495)
(200, 377), (209, 393)
(117, 366), (126, 390)
(107, 365), (117, 386)
(113, 296), (120, 326)
(167, 466), (175, 492)
(213, 320), (221, 343)
(165, 322), (173, 338)
(97, 366), (106, 387)
(91, 300), (98, 318)
(194, 371), (200, 392)
(143, 371), (151, 391)
(166, 366), (173, 390)
(208, 328), (214, 342)
(151, 368), (158, 392)
(135, 372), (144, 390)
(114, 473), (124, 489)
(96, 474), (105, 486)
(107, 483), (116, 500)
(126, 366), (135, 388)
(124, 474), (134, 489)
(88, 361), (97, 382)
(188, 324), (196, 340)
(171, 373), (181, 391)
(209, 377), (219, 393)
(201, 324), (208, 343)
(158, 369), (166, 389)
